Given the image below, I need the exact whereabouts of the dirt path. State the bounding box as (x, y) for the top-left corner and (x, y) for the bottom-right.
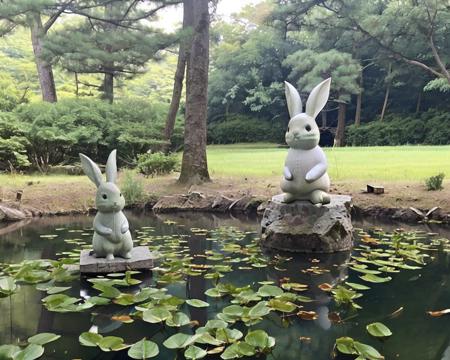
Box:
(1, 174), (449, 216)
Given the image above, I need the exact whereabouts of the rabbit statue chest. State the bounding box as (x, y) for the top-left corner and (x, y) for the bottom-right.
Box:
(286, 147), (322, 179)
(95, 212), (128, 243)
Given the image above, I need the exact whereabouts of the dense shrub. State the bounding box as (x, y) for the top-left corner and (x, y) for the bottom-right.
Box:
(0, 99), (184, 172)
(346, 110), (450, 146)
(120, 169), (146, 204)
(425, 173), (445, 191)
(0, 113), (30, 171)
(137, 152), (179, 177)
(208, 115), (285, 144)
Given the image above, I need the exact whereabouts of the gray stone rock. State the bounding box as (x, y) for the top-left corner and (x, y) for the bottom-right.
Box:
(260, 194), (353, 253)
(0, 205), (27, 221)
(80, 246), (156, 273)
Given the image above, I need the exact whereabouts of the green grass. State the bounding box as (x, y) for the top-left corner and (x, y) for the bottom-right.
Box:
(206, 143), (450, 181)
(1, 144), (449, 186)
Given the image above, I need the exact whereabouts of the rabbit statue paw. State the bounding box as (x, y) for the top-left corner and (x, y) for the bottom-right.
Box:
(80, 150), (134, 260)
(280, 79), (332, 205)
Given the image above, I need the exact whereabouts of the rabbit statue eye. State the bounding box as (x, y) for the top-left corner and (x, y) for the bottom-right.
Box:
(102, 194), (107, 199)
(305, 124), (312, 132)
(120, 193), (122, 197)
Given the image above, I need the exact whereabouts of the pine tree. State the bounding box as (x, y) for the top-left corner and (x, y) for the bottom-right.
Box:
(44, 1), (177, 103)
(0, 0), (75, 102)
(284, 49), (361, 146)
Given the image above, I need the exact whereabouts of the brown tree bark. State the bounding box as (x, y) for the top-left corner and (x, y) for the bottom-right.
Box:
(102, 72), (114, 104)
(380, 63), (392, 122)
(178, 0), (211, 184)
(354, 70), (363, 126)
(334, 102), (347, 147)
(30, 14), (57, 103)
(416, 89), (422, 114)
(164, 0), (194, 146)
(321, 110), (327, 128)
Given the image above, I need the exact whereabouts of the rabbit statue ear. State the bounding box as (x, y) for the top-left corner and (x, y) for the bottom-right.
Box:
(285, 81), (303, 118)
(305, 78), (331, 119)
(105, 150), (118, 184)
(79, 153), (103, 187)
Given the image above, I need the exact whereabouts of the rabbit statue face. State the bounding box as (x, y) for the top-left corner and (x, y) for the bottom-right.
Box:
(284, 79), (331, 149)
(79, 150), (125, 213)
(96, 182), (125, 213)
(286, 114), (320, 150)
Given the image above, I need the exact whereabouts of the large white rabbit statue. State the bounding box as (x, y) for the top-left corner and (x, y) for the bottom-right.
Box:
(79, 150), (133, 260)
(280, 78), (332, 205)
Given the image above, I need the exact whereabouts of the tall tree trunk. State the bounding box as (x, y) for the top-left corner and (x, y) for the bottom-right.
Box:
(334, 102), (347, 147)
(164, 0), (194, 147)
(179, 0), (211, 184)
(321, 109), (327, 128)
(380, 63), (392, 122)
(416, 89), (422, 114)
(102, 3), (115, 104)
(30, 14), (57, 103)
(354, 70), (363, 126)
(102, 73), (114, 104)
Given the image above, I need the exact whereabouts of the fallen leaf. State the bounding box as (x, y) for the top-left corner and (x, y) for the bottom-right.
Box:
(388, 306), (404, 319)
(427, 309), (450, 318)
(299, 337), (311, 343)
(328, 312), (342, 324)
(111, 315), (133, 323)
(318, 283), (333, 292)
(298, 311), (318, 320)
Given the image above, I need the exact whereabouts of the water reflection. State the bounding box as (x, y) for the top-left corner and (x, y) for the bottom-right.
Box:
(0, 212), (449, 360)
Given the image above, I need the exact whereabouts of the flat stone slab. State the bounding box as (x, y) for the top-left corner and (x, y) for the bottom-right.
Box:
(80, 246), (156, 274)
(260, 194), (353, 253)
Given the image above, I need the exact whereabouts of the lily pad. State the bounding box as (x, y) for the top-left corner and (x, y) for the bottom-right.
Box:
(366, 322), (393, 338)
(128, 338), (159, 359)
(186, 299), (210, 308)
(28, 332), (61, 345)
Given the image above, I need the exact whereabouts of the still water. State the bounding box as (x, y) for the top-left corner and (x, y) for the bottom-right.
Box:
(0, 212), (449, 360)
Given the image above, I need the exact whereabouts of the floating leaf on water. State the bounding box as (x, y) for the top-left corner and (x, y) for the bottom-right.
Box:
(98, 336), (128, 352)
(257, 285), (283, 297)
(14, 344), (44, 360)
(28, 332), (61, 345)
(245, 330), (275, 349)
(142, 307), (171, 323)
(297, 310), (318, 320)
(111, 315), (134, 323)
(268, 299), (296, 313)
(79, 332), (103, 347)
(367, 322), (393, 338)
(388, 307), (404, 318)
(0, 276), (17, 297)
(128, 338), (159, 359)
(427, 309), (450, 318)
(166, 312), (191, 327)
(318, 283), (333, 292)
(163, 333), (201, 349)
(248, 301), (271, 317)
(328, 312), (342, 324)
(184, 345), (208, 360)
(299, 336), (312, 343)
(0, 345), (21, 359)
(360, 274), (392, 283)
(186, 299), (210, 308)
(345, 282), (371, 291)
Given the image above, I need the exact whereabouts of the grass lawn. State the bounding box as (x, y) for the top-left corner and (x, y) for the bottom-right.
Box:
(206, 143), (450, 181)
(0, 144), (449, 188)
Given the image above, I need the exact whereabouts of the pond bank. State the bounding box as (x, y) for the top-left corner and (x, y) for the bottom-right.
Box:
(0, 182), (448, 225)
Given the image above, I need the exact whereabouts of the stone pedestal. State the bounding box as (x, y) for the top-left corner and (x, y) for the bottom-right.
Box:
(80, 246), (156, 274)
(260, 195), (353, 253)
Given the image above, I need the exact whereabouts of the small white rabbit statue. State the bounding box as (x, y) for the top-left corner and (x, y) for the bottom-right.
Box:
(280, 78), (332, 205)
(79, 150), (133, 260)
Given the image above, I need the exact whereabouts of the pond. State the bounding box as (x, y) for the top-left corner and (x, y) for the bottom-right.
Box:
(0, 212), (449, 360)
